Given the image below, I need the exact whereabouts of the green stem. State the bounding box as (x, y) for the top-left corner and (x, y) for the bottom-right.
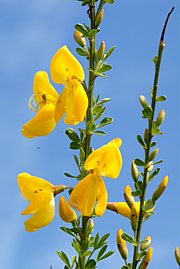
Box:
(132, 7), (174, 269)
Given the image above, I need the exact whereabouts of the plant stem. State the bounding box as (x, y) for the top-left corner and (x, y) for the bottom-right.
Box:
(79, 1), (96, 268)
(132, 7), (174, 269)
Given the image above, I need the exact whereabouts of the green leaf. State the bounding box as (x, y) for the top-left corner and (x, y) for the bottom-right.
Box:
(96, 117), (113, 129)
(72, 239), (81, 255)
(144, 199), (155, 210)
(98, 250), (115, 261)
(121, 266), (129, 269)
(103, 46), (116, 60)
(134, 159), (145, 166)
(137, 135), (145, 148)
(93, 106), (106, 121)
(71, 256), (77, 267)
(94, 233), (99, 249)
(142, 106), (152, 118)
(132, 189), (142, 197)
(87, 121), (96, 132)
(95, 233), (110, 249)
(98, 63), (112, 73)
(105, 0), (114, 4)
(152, 56), (158, 64)
(82, 250), (92, 257)
(75, 23), (89, 36)
(143, 211), (154, 222)
(121, 233), (134, 244)
(79, 148), (85, 165)
(73, 154), (80, 168)
(85, 259), (96, 269)
(156, 95), (167, 102)
(76, 47), (88, 57)
(64, 172), (79, 179)
(154, 160), (163, 165)
(60, 227), (75, 237)
(138, 251), (147, 259)
(56, 251), (71, 267)
(89, 29), (98, 37)
(152, 124), (161, 135)
(150, 141), (157, 147)
(70, 142), (80, 150)
(65, 128), (79, 142)
(148, 168), (160, 181)
(93, 130), (106, 136)
(97, 245), (108, 261)
(97, 97), (111, 105)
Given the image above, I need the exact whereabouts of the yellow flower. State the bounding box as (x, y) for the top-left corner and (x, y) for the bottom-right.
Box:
(22, 71), (58, 138)
(59, 196), (77, 223)
(69, 172), (108, 216)
(17, 172), (57, 232)
(84, 138), (122, 178)
(50, 45), (88, 125)
(69, 138), (122, 216)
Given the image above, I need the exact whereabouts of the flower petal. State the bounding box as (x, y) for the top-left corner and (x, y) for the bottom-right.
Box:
(22, 103), (56, 138)
(24, 197), (55, 232)
(17, 172), (53, 200)
(50, 45), (84, 84)
(59, 196), (76, 222)
(95, 180), (108, 216)
(114, 202), (131, 218)
(21, 190), (53, 215)
(55, 88), (66, 123)
(84, 140), (122, 178)
(69, 174), (100, 216)
(33, 71), (59, 105)
(64, 81), (88, 125)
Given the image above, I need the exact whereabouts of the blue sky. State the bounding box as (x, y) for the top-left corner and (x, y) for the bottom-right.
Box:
(0, 0), (179, 268)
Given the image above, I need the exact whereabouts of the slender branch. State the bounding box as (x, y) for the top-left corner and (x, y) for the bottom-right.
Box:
(132, 7), (174, 269)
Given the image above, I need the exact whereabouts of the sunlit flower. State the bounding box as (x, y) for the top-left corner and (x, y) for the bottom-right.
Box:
(17, 172), (65, 232)
(69, 138), (122, 216)
(50, 45), (88, 125)
(59, 196), (76, 223)
(22, 71), (58, 138)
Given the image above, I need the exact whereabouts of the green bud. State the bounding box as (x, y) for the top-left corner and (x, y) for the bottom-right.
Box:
(97, 41), (106, 60)
(175, 247), (180, 266)
(88, 218), (94, 233)
(131, 160), (139, 182)
(74, 29), (86, 48)
(139, 95), (148, 108)
(152, 176), (168, 202)
(149, 148), (159, 161)
(156, 110), (165, 126)
(95, 9), (104, 28)
(131, 205), (137, 231)
(140, 236), (152, 251)
(144, 128), (150, 144)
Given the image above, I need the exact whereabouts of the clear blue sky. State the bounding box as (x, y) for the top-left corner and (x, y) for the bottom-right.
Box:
(0, 0), (179, 268)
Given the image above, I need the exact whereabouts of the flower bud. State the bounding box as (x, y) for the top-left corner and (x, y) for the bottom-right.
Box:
(140, 236), (152, 251)
(97, 41), (106, 60)
(59, 196), (76, 223)
(175, 246), (180, 266)
(116, 229), (128, 260)
(74, 29), (86, 48)
(144, 128), (150, 144)
(139, 95), (148, 108)
(95, 9), (104, 28)
(131, 205), (138, 231)
(106, 202), (118, 213)
(131, 160), (139, 182)
(138, 247), (153, 269)
(147, 161), (154, 172)
(149, 148), (159, 161)
(155, 110), (165, 126)
(54, 185), (67, 196)
(124, 185), (135, 208)
(88, 218), (94, 233)
(152, 176), (168, 202)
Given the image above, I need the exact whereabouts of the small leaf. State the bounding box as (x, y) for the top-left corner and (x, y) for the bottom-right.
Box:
(142, 106), (152, 118)
(103, 46), (116, 60)
(94, 106), (106, 121)
(95, 233), (110, 249)
(93, 130), (106, 136)
(82, 250), (92, 257)
(121, 233), (134, 244)
(85, 259), (96, 269)
(148, 168), (160, 181)
(152, 125), (161, 135)
(94, 233), (100, 249)
(144, 199), (155, 210)
(98, 63), (112, 73)
(154, 160), (163, 165)
(65, 128), (79, 142)
(97, 245), (108, 261)
(156, 95), (167, 102)
(137, 135), (145, 148)
(76, 48), (88, 57)
(60, 227), (75, 237)
(73, 154), (80, 168)
(56, 251), (71, 267)
(96, 117), (113, 129)
(89, 29), (98, 37)
(151, 141), (157, 147)
(121, 266), (129, 269)
(134, 159), (145, 166)
(152, 56), (158, 64)
(132, 189), (142, 197)
(138, 251), (147, 259)
(64, 172), (79, 179)
(87, 121), (96, 132)
(97, 97), (111, 105)
(71, 256), (77, 267)
(143, 211), (154, 222)
(75, 23), (89, 36)
(105, 0), (114, 4)
(70, 142), (80, 150)
(98, 250), (115, 261)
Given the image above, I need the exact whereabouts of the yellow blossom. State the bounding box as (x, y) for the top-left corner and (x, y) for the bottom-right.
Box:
(17, 172), (63, 232)
(69, 138), (122, 216)
(50, 45), (88, 125)
(59, 196), (76, 223)
(22, 71), (58, 138)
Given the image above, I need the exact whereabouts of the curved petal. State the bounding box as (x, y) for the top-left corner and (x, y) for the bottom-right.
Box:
(84, 142), (122, 178)
(22, 103), (56, 138)
(55, 88), (66, 123)
(33, 71), (59, 105)
(59, 196), (76, 222)
(114, 202), (131, 218)
(69, 174), (100, 216)
(17, 172), (53, 200)
(21, 190), (53, 215)
(95, 180), (108, 216)
(64, 82), (88, 125)
(50, 45), (84, 84)
(24, 198), (55, 232)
